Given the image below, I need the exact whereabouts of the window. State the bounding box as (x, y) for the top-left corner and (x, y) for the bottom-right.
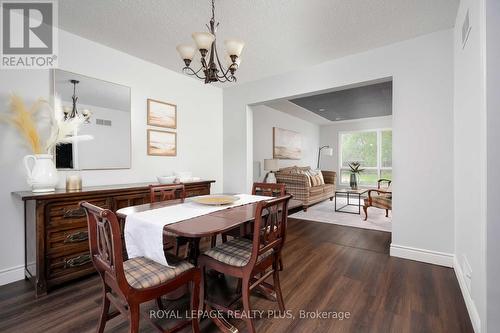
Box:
(339, 129), (392, 186)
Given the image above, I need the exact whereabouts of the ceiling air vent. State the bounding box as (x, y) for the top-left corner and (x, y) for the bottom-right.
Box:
(462, 10), (471, 49)
(96, 119), (112, 126)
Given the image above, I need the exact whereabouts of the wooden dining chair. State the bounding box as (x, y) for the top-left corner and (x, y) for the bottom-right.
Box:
(251, 183), (287, 271)
(251, 182), (286, 197)
(149, 184), (188, 257)
(80, 201), (200, 333)
(198, 195), (292, 333)
(222, 183), (287, 242)
(149, 184), (186, 203)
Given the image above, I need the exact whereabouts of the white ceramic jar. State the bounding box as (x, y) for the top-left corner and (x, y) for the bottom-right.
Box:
(23, 154), (59, 192)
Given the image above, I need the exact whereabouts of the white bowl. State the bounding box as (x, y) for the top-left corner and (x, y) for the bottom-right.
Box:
(174, 171), (192, 178)
(157, 176), (177, 184)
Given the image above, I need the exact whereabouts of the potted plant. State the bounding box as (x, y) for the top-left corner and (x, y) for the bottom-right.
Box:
(348, 161), (364, 190)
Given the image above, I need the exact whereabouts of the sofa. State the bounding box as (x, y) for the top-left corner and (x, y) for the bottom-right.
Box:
(275, 166), (336, 211)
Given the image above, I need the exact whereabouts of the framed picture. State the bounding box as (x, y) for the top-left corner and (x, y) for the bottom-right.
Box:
(273, 127), (302, 160)
(147, 129), (177, 156)
(147, 98), (177, 129)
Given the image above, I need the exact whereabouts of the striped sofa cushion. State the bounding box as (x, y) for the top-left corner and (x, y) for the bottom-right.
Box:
(123, 256), (193, 289)
(306, 169), (325, 186)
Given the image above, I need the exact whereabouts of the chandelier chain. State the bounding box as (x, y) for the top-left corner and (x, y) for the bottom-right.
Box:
(211, 0), (215, 21)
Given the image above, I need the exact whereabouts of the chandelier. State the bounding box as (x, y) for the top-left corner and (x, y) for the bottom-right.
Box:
(176, 0), (244, 84)
(63, 79), (91, 123)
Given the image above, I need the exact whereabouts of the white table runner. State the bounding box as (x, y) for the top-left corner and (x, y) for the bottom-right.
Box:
(123, 194), (272, 267)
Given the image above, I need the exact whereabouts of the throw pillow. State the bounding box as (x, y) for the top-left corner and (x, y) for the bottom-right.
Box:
(298, 170), (312, 187)
(307, 169), (325, 187)
(316, 170), (325, 185)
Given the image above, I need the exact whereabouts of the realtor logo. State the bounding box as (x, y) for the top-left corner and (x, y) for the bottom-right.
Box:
(1, 0), (58, 69)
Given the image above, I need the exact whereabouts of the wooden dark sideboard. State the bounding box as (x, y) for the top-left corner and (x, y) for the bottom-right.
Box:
(12, 180), (215, 297)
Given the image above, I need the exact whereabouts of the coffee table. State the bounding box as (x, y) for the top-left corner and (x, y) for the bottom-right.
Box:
(334, 188), (368, 214)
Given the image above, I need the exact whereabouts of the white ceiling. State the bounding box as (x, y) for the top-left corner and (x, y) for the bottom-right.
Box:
(59, 0), (459, 85)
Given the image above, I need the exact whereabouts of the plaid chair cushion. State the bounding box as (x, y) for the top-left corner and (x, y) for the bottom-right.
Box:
(123, 256), (193, 289)
(364, 195), (392, 209)
(203, 238), (273, 267)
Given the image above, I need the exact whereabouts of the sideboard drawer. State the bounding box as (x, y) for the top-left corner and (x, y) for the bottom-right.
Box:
(46, 226), (89, 256)
(47, 251), (94, 280)
(112, 193), (149, 211)
(186, 186), (210, 197)
(46, 198), (110, 228)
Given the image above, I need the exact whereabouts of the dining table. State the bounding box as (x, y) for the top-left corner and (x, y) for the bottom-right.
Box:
(116, 195), (302, 265)
(116, 195), (302, 333)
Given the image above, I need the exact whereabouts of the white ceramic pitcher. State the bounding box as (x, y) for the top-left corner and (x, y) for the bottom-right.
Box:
(23, 154), (58, 192)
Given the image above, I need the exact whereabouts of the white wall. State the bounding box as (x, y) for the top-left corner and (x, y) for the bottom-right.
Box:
(0, 29), (223, 285)
(453, 0), (487, 331)
(486, 0), (500, 331)
(71, 103), (131, 169)
(319, 116), (392, 174)
(223, 30), (455, 263)
(252, 105), (320, 181)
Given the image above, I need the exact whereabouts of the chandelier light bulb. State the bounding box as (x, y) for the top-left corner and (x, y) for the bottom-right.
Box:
(224, 39), (245, 57)
(192, 32), (215, 51)
(176, 44), (196, 61)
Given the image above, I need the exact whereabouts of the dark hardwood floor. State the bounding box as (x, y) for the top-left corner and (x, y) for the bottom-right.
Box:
(0, 219), (473, 333)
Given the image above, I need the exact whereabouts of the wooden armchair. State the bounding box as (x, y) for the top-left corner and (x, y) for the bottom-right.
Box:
(80, 201), (200, 333)
(363, 179), (392, 221)
(198, 195), (292, 333)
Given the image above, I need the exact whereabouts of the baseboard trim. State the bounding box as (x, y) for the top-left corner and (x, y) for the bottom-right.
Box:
(389, 244), (454, 267)
(0, 265), (25, 286)
(453, 257), (481, 333)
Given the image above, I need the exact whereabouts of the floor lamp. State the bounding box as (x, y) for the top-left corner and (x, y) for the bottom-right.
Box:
(317, 146), (333, 169)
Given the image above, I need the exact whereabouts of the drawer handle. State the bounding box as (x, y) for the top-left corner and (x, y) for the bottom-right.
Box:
(64, 231), (88, 243)
(64, 254), (92, 268)
(63, 207), (86, 218)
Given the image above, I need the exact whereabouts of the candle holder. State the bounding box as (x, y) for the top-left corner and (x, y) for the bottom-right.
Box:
(66, 172), (82, 191)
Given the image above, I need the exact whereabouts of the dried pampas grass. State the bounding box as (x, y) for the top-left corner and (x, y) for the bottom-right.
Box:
(3, 94), (94, 155)
(6, 94), (45, 154)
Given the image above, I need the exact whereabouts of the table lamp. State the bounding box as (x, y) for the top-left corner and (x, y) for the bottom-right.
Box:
(264, 159), (279, 183)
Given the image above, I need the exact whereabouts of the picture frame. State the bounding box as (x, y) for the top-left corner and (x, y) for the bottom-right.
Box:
(273, 127), (302, 160)
(147, 129), (177, 156)
(147, 98), (177, 129)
